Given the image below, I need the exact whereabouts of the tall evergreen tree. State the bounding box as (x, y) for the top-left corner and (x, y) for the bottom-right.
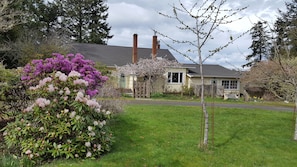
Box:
(20, 0), (62, 35)
(273, 0), (297, 58)
(57, 0), (112, 44)
(243, 21), (271, 67)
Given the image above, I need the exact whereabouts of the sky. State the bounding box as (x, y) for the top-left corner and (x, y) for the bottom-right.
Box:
(106, 0), (289, 70)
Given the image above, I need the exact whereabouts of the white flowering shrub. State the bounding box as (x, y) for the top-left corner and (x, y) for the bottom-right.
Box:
(3, 71), (113, 162)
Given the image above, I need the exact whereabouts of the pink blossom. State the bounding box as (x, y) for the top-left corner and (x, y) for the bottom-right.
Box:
(47, 84), (55, 92)
(29, 86), (39, 91)
(69, 111), (76, 118)
(89, 131), (95, 136)
(59, 73), (68, 82)
(64, 87), (71, 95)
(85, 142), (91, 147)
(35, 98), (50, 108)
(86, 151), (92, 157)
(29, 154), (33, 159)
(73, 79), (89, 86)
(95, 108), (101, 113)
(39, 77), (52, 87)
(68, 70), (81, 77)
(55, 71), (63, 77)
(75, 91), (85, 102)
(86, 99), (100, 108)
(63, 109), (69, 113)
(93, 121), (99, 126)
(97, 144), (101, 151)
(25, 150), (32, 155)
(100, 120), (106, 127)
(23, 104), (35, 112)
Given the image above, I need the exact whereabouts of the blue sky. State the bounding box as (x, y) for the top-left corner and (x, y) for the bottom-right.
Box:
(106, 0), (289, 69)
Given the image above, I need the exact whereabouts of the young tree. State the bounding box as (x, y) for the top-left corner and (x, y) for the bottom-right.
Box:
(243, 21), (271, 68)
(56, 0), (113, 44)
(157, 0), (247, 148)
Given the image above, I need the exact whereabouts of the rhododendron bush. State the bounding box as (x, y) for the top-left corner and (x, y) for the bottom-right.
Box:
(3, 70), (113, 161)
(21, 53), (108, 97)
(3, 53), (113, 162)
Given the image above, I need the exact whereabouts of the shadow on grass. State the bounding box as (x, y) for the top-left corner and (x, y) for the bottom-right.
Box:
(215, 127), (245, 148)
(108, 113), (143, 153)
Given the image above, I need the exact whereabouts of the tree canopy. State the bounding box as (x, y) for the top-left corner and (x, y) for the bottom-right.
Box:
(56, 0), (113, 44)
(273, 0), (297, 58)
(0, 0), (113, 68)
(243, 21), (271, 68)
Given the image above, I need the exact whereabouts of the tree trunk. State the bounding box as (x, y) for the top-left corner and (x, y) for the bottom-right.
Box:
(200, 63), (208, 147)
(294, 88), (297, 140)
(294, 113), (297, 141)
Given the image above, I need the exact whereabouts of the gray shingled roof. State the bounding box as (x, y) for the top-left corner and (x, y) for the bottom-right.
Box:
(70, 43), (176, 67)
(70, 43), (240, 78)
(183, 64), (240, 78)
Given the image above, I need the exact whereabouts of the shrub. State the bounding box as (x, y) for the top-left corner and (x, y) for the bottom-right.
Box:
(0, 63), (28, 125)
(182, 86), (194, 96)
(3, 70), (113, 162)
(21, 53), (108, 97)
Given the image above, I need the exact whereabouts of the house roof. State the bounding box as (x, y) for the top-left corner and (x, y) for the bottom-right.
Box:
(182, 64), (241, 78)
(70, 43), (177, 67)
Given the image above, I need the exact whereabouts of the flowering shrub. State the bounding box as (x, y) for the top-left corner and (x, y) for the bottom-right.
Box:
(21, 53), (108, 97)
(3, 70), (113, 161)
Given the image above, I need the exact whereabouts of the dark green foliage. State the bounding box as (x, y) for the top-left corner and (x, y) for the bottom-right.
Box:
(0, 30), (70, 68)
(0, 64), (28, 128)
(56, 0), (113, 44)
(3, 70), (113, 162)
(273, 0), (297, 58)
(243, 21), (271, 67)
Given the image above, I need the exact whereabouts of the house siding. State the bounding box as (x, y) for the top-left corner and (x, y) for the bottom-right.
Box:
(165, 68), (187, 93)
(187, 77), (240, 95)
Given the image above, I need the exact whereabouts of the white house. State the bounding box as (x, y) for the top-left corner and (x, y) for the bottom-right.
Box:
(71, 35), (241, 97)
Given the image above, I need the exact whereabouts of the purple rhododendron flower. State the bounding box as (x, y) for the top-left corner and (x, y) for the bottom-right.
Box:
(21, 53), (108, 97)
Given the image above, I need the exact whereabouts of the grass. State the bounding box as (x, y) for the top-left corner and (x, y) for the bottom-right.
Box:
(43, 104), (297, 167)
(150, 93), (296, 108)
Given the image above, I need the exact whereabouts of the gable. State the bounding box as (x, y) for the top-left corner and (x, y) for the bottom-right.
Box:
(70, 43), (177, 67)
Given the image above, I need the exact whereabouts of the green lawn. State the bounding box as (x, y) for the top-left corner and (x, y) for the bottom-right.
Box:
(43, 104), (297, 167)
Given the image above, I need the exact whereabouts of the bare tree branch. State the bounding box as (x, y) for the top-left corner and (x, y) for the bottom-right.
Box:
(156, 0), (247, 148)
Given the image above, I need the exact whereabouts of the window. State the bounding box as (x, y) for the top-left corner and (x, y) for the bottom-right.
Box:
(230, 80), (238, 89)
(168, 72), (183, 83)
(222, 80), (238, 89)
(222, 80), (230, 89)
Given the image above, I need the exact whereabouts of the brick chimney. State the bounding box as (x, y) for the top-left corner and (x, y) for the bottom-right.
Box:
(152, 35), (158, 59)
(132, 34), (138, 64)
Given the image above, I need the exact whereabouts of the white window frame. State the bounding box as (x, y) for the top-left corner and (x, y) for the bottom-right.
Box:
(168, 72), (183, 84)
(222, 80), (238, 89)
